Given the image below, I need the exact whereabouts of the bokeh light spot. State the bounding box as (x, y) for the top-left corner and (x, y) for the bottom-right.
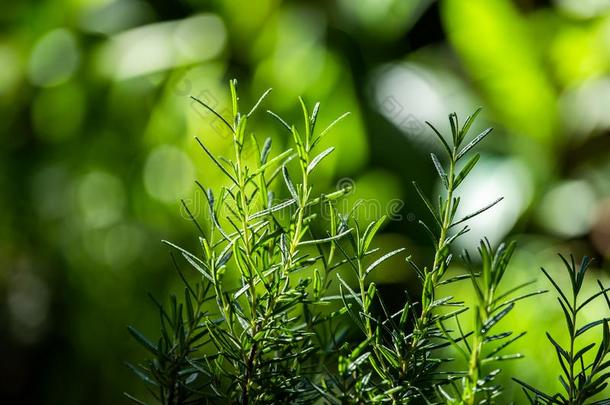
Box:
(8, 270), (50, 344)
(98, 14), (226, 79)
(143, 144), (194, 203)
(173, 14), (227, 61)
(79, 0), (155, 35)
(537, 180), (597, 238)
(453, 157), (534, 249)
(0, 43), (21, 96)
(28, 29), (80, 87)
(77, 171), (126, 228)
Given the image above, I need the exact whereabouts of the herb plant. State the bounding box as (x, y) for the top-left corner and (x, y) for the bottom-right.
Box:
(515, 256), (610, 404)
(321, 110), (542, 404)
(439, 240), (545, 403)
(126, 80), (351, 404)
(127, 81), (610, 404)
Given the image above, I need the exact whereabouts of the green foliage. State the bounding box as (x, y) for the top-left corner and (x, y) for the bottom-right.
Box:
(514, 256), (610, 404)
(320, 109), (533, 404)
(127, 81), (610, 404)
(126, 81), (351, 404)
(439, 240), (545, 404)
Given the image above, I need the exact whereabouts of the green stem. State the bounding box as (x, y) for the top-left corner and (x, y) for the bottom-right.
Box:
(233, 119), (262, 405)
(569, 291), (577, 404)
(418, 153), (455, 330)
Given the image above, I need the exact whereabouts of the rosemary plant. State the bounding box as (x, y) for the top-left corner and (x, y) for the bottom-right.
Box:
(515, 256), (610, 404)
(323, 110), (514, 403)
(438, 240), (545, 404)
(126, 81), (351, 405)
(406, 110), (504, 393)
(127, 81), (610, 404)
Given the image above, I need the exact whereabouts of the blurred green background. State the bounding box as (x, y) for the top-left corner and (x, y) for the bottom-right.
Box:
(2, 0), (610, 402)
